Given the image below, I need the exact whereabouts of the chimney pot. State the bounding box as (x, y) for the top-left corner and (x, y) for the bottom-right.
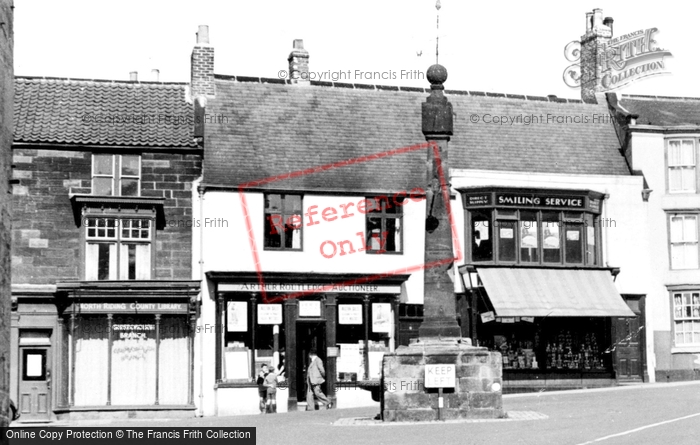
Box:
(603, 17), (614, 35)
(586, 12), (593, 32)
(293, 39), (304, 50)
(196, 25), (210, 44)
(129, 71), (138, 81)
(151, 69), (160, 82)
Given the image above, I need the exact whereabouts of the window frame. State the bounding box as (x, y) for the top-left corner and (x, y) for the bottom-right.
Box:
(668, 213), (700, 270)
(365, 196), (404, 255)
(670, 290), (700, 350)
(82, 215), (155, 280)
(263, 193), (304, 252)
(92, 154), (142, 197)
(666, 138), (698, 194)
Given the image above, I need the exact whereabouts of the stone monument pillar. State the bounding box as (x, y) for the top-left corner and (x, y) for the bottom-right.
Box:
(381, 65), (504, 421)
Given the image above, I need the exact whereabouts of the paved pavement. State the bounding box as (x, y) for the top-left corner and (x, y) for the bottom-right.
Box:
(13, 381), (700, 444)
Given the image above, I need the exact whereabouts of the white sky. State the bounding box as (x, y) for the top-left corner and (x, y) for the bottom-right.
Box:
(13, 0), (700, 99)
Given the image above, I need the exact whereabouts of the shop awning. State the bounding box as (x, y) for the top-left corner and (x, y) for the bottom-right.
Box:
(476, 268), (635, 317)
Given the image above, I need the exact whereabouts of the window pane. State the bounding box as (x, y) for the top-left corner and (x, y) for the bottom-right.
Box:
(542, 214), (561, 263)
(668, 141), (681, 166)
(671, 244), (684, 269)
(284, 195), (302, 213)
(684, 216), (698, 242)
(498, 221), (516, 262)
(385, 217), (400, 252)
(565, 224), (584, 264)
(520, 213), (538, 263)
(669, 169), (682, 191)
(585, 214), (597, 265)
(121, 155), (140, 176)
(472, 212), (492, 262)
(265, 194), (282, 212)
(120, 179), (139, 196)
(264, 216), (282, 248)
(681, 168), (696, 192)
(97, 243), (116, 280)
(685, 244), (699, 269)
(93, 155), (113, 175)
(681, 140), (695, 165)
(367, 217), (382, 251)
(93, 177), (113, 196)
(670, 217), (683, 242)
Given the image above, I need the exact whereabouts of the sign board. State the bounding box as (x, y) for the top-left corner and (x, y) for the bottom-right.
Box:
(298, 300), (322, 317)
(257, 304), (282, 325)
(327, 347), (339, 358)
(69, 302), (188, 314)
(496, 193), (584, 209)
(464, 194), (491, 206)
(425, 364), (456, 388)
(226, 301), (248, 332)
(219, 283), (401, 294)
(480, 311), (496, 323)
(338, 304), (362, 325)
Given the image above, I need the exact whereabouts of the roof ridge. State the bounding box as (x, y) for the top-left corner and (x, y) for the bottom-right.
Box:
(15, 75), (187, 87)
(621, 94), (700, 102)
(212, 74), (588, 104)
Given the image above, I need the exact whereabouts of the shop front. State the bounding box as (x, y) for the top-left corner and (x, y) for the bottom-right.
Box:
(45, 281), (199, 421)
(206, 272), (409, 413)
(457, 187), (641, 391)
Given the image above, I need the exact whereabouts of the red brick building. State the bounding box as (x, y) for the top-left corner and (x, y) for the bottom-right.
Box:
(10, 76), (201, 421)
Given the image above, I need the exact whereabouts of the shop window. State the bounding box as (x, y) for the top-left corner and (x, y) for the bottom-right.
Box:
(672, 291), (700, 346)
(222, 299), (285, 381)
(92, 154), (141, 196)
(667, 139), (697, 193)
(520, 212), (539, 263)
(70, 314), (190, 406)
(366, 196), (402, 254)
(264, 194), (302, 250)
(467, 208), (600, 266)
(85, 217), (152, 280)
(669, 215), (699, 270)
(471, 211), (492, 261)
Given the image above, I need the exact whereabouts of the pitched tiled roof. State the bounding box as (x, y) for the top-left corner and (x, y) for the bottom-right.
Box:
(204, 77), (630, 192)
(14, 77), (198, 148)
(618, 94), (700, 126)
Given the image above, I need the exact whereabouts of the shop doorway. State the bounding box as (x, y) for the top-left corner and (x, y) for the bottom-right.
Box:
(296, 322), (326, 403)
(18, 345), (51, 422)
(613, 295), (646, 382)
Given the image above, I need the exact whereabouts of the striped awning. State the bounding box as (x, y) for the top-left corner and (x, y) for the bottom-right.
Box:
(476, 268), (635, 317)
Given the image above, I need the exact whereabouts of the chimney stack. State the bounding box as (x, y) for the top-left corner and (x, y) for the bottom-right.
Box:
(129, 71), (138, 81)
(580, 8), (613, 103)
(191, 25), (215, 98)
(288, 39), (310, 85)
(151, 69), (160, 82)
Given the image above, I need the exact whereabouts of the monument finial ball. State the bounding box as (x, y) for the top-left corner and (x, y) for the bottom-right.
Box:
(427, 64), (448, 86)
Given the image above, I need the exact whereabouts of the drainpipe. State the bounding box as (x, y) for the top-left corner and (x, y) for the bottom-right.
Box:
(603, 192), (610, 266)
(198, 184), (205, 417)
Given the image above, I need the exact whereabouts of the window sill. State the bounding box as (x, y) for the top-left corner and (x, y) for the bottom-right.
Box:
(671, 347), (700, 354)
(215, 380), (258, 389)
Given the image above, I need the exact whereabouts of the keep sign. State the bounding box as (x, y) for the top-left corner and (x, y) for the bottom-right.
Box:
(424, 364), (456, 388)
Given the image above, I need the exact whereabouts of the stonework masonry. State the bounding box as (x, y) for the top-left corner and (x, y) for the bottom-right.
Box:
(11, 149), (201, 284)
(0, 0), (13, 430)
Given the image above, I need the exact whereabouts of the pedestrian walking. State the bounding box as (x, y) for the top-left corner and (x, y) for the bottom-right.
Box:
(306, 349), (331, 410)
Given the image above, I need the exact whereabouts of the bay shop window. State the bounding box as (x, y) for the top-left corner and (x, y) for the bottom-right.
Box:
(461, 188), (604, 266)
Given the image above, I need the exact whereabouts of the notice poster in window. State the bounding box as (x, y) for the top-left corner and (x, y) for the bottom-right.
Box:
(26, 353), (43, 377)
(227, 301), (248, 332)
(299, 300), (321, 317)
(566, 230), (580, 241)
(372, 303), (391, 333)
(500, 228), (514, 239)
(257, 304), (282, 325)
(587, 227), (595, 245)
(338, 304), (363, 325)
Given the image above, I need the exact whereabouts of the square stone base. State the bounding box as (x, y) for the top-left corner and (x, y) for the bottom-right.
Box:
(381, 341), (504, 422)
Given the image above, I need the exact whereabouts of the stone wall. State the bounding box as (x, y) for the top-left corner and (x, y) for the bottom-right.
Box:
(0, 0), (13, 429)
(382, 345), (504, 422)
(11, 148), (201, 284)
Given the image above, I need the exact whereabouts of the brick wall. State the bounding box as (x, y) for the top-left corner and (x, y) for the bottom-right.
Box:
(11, 148), (201, 285)
(0, 0), (13, 429)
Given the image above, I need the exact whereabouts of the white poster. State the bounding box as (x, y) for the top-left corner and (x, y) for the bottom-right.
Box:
(257, 304), (282, 325)
(299, 300), (322, 317)
(372, 303), (391, 333)
(338, 304), (362, 325)
(227, 301), (248, 332)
